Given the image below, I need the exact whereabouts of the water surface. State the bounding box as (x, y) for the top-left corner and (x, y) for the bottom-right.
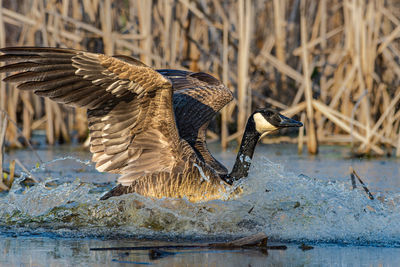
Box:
(1, 142), (399, 265)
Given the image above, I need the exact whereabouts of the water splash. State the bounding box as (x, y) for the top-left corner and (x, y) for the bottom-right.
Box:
(0, 156), (399, 245)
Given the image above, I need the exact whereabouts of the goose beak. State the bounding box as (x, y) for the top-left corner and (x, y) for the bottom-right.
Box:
(278, 114), (303, 128)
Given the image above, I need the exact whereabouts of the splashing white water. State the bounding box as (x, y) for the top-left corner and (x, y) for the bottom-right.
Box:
(0, 156), (399, 245)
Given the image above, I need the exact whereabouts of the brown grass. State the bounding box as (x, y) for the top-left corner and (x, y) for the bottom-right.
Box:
(0, 0), (399, 156)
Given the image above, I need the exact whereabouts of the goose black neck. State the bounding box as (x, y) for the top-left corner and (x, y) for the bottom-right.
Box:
(224, 116), (260, 184)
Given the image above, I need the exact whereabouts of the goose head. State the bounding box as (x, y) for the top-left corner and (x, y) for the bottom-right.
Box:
(252, 108), (303, 138)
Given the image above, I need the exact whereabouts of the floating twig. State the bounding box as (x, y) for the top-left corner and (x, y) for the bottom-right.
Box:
(111, 259), (152, 265)
(209, 232), (268, 248)
(299, 243), (314, 251)
(248, 206), (254, 214)
(90, 232), (287, 252)
(350, 171), (357, 189)
(92, 244), (211, 251)
(148, 249), (176, 260)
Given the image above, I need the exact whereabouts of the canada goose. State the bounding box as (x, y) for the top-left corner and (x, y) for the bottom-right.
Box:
(0, 47), (302, 202)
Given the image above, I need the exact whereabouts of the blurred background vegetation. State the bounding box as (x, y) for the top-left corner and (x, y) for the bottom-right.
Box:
(0, 0), (399, 157)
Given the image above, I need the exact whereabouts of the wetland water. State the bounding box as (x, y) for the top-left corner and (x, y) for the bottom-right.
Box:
(1, 142), (400, 266)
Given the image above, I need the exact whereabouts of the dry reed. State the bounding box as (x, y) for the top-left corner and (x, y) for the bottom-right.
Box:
(0, 112), (8, 190)
(0, 0), (398, 156)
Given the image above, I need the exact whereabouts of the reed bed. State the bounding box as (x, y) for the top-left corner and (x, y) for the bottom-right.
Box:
(0, 0), (399, 156)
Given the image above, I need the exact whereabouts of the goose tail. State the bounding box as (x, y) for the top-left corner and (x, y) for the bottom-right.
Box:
(100, 184), (130, 200)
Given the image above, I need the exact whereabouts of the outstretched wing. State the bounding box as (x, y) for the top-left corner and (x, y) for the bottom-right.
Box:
(0, 47), (186, 185)
(157, 69), (233, 174)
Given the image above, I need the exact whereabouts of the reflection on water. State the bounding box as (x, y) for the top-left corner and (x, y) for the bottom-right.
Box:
(1, 143), (400, 265)
(2, 236), (400, 266)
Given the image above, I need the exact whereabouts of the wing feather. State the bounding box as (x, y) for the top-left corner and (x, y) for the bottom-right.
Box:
(0, 47), (186, 184)
(158, 69), (233, 174)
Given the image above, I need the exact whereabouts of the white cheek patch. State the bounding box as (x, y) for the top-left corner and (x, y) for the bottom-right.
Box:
(253, 113), (278, 135)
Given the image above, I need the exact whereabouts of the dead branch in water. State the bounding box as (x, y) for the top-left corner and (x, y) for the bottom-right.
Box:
(349, 167), (374, 200)
(90, 232), (287, 252)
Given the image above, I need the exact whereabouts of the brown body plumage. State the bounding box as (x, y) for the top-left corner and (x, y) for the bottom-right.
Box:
(0, 47), (302, 202)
